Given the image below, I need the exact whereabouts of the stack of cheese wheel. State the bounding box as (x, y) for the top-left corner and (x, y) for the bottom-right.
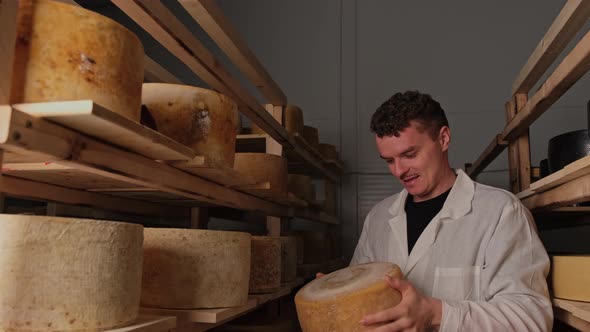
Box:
(551, 255), (590, 301)
(234, 153), (288, 193)
(288, 174), (314, 203)
(319, 143), (339, 160)
(302, 126), (320, 150)
(280, 236), (298, 283)
(0, 214), (143, 332)
(250, 236), (281, 293)
(142, 84), (239, 168)
(12, 0), (144, 121)
(141, 228), (251, 308)
(251, 105), (304, 135)
(295, 262), (403, 332)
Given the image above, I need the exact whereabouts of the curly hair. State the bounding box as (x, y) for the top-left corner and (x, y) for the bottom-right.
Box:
(370, 90), (449, 139)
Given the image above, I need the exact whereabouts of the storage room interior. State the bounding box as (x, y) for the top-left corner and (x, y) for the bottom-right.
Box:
(1, 0), (590, 331)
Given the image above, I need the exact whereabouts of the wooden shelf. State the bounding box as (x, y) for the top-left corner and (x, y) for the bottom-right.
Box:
(553, 298), (590, 331)
(106, 315), (176, 332)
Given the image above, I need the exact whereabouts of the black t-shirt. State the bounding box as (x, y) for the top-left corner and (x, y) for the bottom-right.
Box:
(405, 188), (451, 254)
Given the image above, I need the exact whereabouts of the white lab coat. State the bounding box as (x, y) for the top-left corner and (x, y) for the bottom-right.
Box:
(351, 169), (552, 331)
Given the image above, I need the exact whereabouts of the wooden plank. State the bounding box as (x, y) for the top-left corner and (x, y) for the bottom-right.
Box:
(505, 100), (520, 193)
(465, 134), (508, 179)
(515, 93), (531, 191)
(529, 155), (590, 194)
(13, 100), (195, 161)
(106, 315), (176, 332)
(169, 157), (259, 188)
(144, 55), (182, 84)
(503, 29), (590, 142)
(553, 298), (590, 324)
(250, 287), (291, 306)
(111, 0), (289, 146)
(512, 0), (590, 94)
(0, 174), (188, 218)
(522, 171), (590, 211)
(178, 0), (287, 105)
(140, 298), (258, 324)
(293, 209), (339, 225)
(0, 0), (18, 104)
(190, 207), (209, 229)
(554, 307), (590, 331)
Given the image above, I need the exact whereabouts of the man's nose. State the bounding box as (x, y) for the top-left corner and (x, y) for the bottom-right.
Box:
(390, 159), (408, 178)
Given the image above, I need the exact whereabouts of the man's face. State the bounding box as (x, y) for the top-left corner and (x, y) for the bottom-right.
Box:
(375, 121), (451, 201)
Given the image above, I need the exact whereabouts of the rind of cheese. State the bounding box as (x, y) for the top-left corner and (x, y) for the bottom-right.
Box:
(14, 0), (144, 121)
(234, 153), (287, 193)
(295, 262), (403, 332)
(280, 237), (297, 283)
(552, 255), (590, 302)
(0, 214), (144, 332)
(250, 236), (281, 294)
(141, 83), (239, 168)
(141, 228), (251, 309)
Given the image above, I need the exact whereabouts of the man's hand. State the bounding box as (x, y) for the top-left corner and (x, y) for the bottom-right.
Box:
(361, 275), (442, 332)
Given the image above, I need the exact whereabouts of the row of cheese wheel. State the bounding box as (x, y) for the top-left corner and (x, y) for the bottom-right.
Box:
(0, 214), (297, 332)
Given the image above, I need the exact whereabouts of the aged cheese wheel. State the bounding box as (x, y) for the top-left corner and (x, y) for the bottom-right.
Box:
(142, 83), (239, 168)
(0, 214), (143, 332)
(319, 144), (338, 160)
(141, 228), (251, 309)
(295, 262), (403, 332)
(251, 105), (304, 135)
(234, 153), (287, 193)
(288, 174), (314, 202)
(281, 236), (298, 283)
(552, 255), (590, 302)
(250, 236), (281, 293)
(302, 126), (320, 150)
(12, 0), (144, 121)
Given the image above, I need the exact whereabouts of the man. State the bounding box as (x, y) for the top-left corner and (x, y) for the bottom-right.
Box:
(351, 91), (552, 331)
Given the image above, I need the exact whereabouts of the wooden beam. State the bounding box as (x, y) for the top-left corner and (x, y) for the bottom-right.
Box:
(512, 0), (590, 95)
(178, 0), (287, 105)
(144, 55), (183, 84)
(503, 29), (590, 142)
(515, 93), (531, 191)
(522, 171), (590, 211)
(0, 0), (18, 104)
(190, 207), (209, 229)
(466, 134), (508, 179)
(505, 100), (520, 192)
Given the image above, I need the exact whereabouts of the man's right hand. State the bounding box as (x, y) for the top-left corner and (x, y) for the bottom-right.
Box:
(315, 272), (325, 279)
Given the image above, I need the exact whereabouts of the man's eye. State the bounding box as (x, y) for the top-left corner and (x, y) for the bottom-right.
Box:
(405, 153), (417, 159)
(385, 159), (394, 164)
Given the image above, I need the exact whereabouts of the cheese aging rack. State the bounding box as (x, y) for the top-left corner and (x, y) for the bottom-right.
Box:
(464, 0), (590, 330)
(0, 0), (345, 331)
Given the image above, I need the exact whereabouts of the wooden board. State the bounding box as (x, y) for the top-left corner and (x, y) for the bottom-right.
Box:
(141, 298), (258, 324)
(529, 155), (590, 194)
(293, 208), (339, 225)
(12, 100), (195, 161)
(554, 306), (590, 331)
(553, 298), (590, 324)
(170, 157), (260, 188)
(107, 315), (176, 332)
(467, 134), (508, 179)
(522, 171), (590, 210)
(235, 182), (308, 207)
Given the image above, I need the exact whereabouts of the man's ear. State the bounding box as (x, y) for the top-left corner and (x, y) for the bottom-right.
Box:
(438, 126), (451, 152)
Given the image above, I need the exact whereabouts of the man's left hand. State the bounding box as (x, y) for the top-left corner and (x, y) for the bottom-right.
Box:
(360, 275), (442, 332)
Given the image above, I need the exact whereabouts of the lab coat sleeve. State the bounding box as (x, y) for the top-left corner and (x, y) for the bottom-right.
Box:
(350, 208), (374, 266)
(440, 200), (553, 332)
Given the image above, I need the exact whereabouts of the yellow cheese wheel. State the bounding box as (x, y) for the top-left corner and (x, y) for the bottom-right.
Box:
(0, 214), (143, 332)
(552, 255), (590, 302)
(234, 153), (288, 193)
(12, 0), (144, 121)
(295, 262), (403, 332)
(250, 236), (281, 293)
(281, 236), (297, 283)
(288, 174), (314, 202)
(141, 83), (239, 168)
(141, 228), (251, 309)
(251, 104), (304, 135)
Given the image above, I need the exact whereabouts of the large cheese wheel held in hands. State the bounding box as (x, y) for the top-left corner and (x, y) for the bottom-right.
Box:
(234, 153), (288, 192)
(142, 84), (239, 168)
(12, 0), (144, 121)
(295, 262), (403, 332)
(141, 228), (251, 309)
(250, 236), (282, 293)
(0, 214), (144, 332)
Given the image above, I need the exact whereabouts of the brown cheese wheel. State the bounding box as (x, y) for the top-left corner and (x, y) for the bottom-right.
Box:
(12, 0), (144, 121)
(295, 262), (403, 332)
(0, 214), (143, 332)
(280, 236), (298, 283)
(288, 174), (314, 202)
(250, 236), (281, 293)
(142, 83), (239, 168)
(301, 126), (320, 150)
(141, 228), (251, 309)
(251, 104), (304, 135)
(234, 153), (288, 193)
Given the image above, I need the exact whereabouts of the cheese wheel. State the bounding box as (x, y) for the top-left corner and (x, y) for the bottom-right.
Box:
(0, 214), (143, 332)
(552, 255), (590, 302)
(318, 144), (338, 160)
(295, 262), (403, 332)
(280, 236), (297, 283)
(12, 0), (144, 121)
(250, 236), (281, 293)
(288, 174), (314, 202)
(301, 126), (319, 150)
(251, 105), (304, 135)
(142, 84), (239, 168)
(141, 228), (251, 309)
(234, 153), (287, 193)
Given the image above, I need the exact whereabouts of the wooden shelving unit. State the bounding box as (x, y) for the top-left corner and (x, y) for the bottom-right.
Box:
(106, 315), (177, 332)
(464, 1), (590, 329)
